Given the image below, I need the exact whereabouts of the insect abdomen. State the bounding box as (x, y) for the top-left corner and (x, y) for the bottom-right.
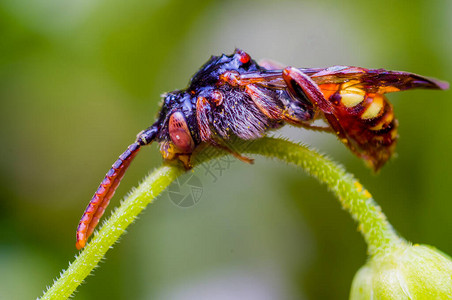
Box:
(319, 82), (398, 170)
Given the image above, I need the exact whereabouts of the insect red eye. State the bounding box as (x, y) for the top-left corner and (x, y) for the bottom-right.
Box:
(169, 111), (195, 153)
(236, 49), (250, 64)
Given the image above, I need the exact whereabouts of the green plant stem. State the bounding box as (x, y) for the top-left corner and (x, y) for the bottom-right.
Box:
(40, 137), (402, 299)
(240, 138), (404, 254)
(40, 165), (185, 300)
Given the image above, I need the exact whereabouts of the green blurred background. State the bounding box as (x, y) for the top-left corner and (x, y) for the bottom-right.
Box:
(1, 0), (451, 299)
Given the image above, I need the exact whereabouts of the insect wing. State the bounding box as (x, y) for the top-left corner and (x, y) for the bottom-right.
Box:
(305, 66), (449, 93)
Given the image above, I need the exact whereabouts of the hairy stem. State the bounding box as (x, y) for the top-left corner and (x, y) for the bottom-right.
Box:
(239, 138), (403, 254)
(40, 137), (401, 299)
(40, 166), (185, 300)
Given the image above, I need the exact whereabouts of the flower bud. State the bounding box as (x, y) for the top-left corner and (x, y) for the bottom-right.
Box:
(350, 244), (452, 299)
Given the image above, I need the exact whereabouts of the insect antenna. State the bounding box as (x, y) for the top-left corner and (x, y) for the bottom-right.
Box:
(76, 126), (158, 250)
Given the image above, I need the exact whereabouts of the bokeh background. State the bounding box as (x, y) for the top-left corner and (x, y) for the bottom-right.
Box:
(1, 0), (451, 299)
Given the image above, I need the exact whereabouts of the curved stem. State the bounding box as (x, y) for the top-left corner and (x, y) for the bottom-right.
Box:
(238, 138), (404, 254)
(40, 165), (185, 300)
(40, 137), (402, 299)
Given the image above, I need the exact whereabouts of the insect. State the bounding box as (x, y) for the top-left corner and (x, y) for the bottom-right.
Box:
(75, 49), (448, 249)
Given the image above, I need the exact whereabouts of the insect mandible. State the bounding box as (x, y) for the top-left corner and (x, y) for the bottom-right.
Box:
(76, 49), (449, 249)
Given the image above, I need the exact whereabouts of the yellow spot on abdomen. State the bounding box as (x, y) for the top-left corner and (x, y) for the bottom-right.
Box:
(361, 94), (384, 120)
(370, 109), (393, 131)
(340, 87), (365, 108)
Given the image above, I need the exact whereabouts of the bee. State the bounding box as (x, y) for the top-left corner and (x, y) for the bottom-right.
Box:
(76, 49), (448, 249)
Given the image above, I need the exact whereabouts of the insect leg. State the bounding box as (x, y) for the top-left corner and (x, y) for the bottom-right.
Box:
(282, 67), (351, 142)
(282, 67), (335, 114)
(244, 84), (283, 119)
(225, 70), (329, 134)
(196, 96), (214, 142)
(196, 96), (254, 164)
(298, 122), (335, 133)
(244, 83), (330, 133)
